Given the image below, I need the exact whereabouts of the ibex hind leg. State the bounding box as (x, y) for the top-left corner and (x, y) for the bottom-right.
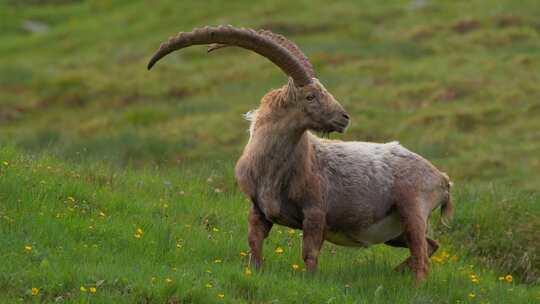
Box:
(385, 234), (439, 273)
(392, 183), (431, 283)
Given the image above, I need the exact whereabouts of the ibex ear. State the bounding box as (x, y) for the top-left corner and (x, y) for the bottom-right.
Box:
(286, 77), (298, 101)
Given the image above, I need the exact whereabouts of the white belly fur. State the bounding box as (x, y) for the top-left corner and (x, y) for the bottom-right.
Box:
(325, 211), (403, 247)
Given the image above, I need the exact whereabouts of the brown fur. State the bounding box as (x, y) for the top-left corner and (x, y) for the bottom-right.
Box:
(236, 80), (452, 284)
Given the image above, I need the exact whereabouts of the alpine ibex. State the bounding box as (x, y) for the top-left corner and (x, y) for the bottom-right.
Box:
(148, 25), (453, 283)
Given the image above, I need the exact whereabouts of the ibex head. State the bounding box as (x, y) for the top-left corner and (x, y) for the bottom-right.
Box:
(148, 25), (349, 133)
(284, 78), (349, 133)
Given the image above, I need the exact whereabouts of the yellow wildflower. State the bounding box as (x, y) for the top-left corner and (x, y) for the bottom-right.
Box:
(244, 267), (252, 276)
(176, 243), (182, 248)
(24, 245), (32, 252)
(274, 247), (284, 254)
(99, 211), (106, 217)
(206, 283), (213, 288)
(212, 227), (219, 232)
(288, 229), (295, 235)
(505, 275), (513, 283)
(499, 276), (505, 281)
(134, 233), (142, 239)
(89, 287), (96, 293)
(472, 278), (479, 284)
(218, 294), (225, 299)
(292, 264), (300, 270)
(80, 286), (87, 292)
(206, 269), (212, 274)
(214, 259), (222, 264)
(239, 251), (247, 257)
(31, 287), (39, 296)
(468, 293), (475, 298)
(165, 278), (172, 283)
(136, 228), (143, 235)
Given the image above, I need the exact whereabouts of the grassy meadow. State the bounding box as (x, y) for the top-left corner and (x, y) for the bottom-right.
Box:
(1, 0), (539, 302)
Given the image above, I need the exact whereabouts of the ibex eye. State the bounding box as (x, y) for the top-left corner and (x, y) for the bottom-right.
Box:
(306, 94), (315, 101)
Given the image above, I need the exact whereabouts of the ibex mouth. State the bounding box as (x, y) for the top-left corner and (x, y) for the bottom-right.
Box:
(325, 122), (346, 133)
(330, 118), (349, 133)
(335, 124), (348, 133)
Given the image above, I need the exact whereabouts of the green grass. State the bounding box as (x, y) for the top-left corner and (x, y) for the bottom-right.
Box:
(1, 0), (539, 302)
(1, 147), (538, 303)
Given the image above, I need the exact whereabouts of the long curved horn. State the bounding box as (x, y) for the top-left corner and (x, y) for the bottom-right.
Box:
(207, 29), (315, 78)
(147, 25), (312, 86)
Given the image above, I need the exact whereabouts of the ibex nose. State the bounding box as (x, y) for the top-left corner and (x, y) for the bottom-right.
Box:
(342, 112), (350, 120)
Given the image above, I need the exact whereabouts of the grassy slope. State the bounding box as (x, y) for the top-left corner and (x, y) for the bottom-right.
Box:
(1, 0), (540, 188)
(0, 0), (539, 302)
(1, 147), (538, 303)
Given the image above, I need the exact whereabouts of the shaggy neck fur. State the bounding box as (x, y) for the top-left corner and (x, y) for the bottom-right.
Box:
(237, 87), (317, 206)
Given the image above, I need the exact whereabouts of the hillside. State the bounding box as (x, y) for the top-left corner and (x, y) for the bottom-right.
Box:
(0, 0), (539, 302)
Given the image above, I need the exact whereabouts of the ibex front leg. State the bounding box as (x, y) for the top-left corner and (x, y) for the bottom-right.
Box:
(248, 204), (272, 270)
(302, 208), (326, 272)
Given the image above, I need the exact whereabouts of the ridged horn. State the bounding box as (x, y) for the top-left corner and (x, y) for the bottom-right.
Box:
(207, 29), (315, 78)
(147, 25), (312, 86)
